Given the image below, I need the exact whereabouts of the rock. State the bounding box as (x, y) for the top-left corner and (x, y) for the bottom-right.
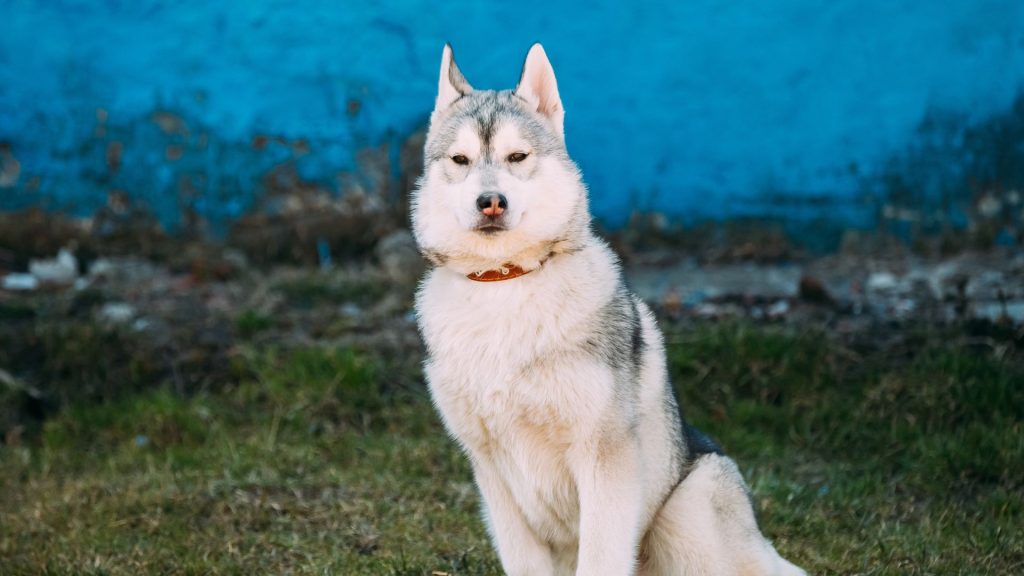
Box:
(692, 302), (744, 319)
(340, 303), (363, 318)
(976, 300), (1024, 324)
(692, 302), (721, 318)
(98, 302), (136, 324)
(661, 288), (683, 317)
(221, 249), (249, 271)
(798, 275), (835, 306)
(0, 209), (89, 272)
(28, 248), (78, 285)
(1, 273), (39, 291)
(893, 298), (916, 318)
(375, 229), (424, 288)
(866, 272), (899, 292)
(88, 257), (161, 285)
(627, 263), (802, 304)
(766, 299), (790, 319)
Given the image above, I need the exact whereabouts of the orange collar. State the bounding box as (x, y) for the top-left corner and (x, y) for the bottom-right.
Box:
(466, 263), (532, 282)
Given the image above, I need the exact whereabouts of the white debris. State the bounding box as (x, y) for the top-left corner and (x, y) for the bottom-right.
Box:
(976, 301), (1024, 323)
(28, 248), (78, 285)
(693, 302), (721, 318)
(866, 272), (899, 292)
(98, 302), (136, 324)
(767, 299), (790, 318)
(88, 257), (160, 284)
(893, 298), (917, 318)
(2, 273), (39, 291)
(87, 258), (116, 278)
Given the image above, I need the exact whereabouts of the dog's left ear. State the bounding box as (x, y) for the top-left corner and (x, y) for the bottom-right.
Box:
(515, 43), (564, 140)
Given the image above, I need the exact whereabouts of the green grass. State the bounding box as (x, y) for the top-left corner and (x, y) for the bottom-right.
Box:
(1, 323), (1022, 574)
(666, 324), (1024, 574)
(236, 310), (274, 340)
(274, 271), (388, 310)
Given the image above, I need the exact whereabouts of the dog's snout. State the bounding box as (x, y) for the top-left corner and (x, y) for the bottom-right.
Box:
(476, 193), (508, 217)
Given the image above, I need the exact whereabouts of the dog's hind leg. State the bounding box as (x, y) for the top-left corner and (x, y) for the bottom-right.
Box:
(638, 454), (806, 576)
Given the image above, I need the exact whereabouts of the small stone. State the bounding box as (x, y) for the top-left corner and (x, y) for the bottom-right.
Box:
(893, 298), (916, 317)
(692, 302), (720, 318)
(98, 302), (136, 324)
(2, 273), (39, 291)
(867, 272), (899, 292)
(767, 300), (790, 318)
(340, 303), (363, 318)
(29, 248), (78, 285)
(798, 275), (835, 306)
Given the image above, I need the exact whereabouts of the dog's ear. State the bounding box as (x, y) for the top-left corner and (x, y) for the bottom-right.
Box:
(515, 43), (564, 140)
(435, 43), (472, 113)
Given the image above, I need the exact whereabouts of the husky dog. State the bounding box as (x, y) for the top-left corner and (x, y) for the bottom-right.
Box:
(412, 43), (806, 576)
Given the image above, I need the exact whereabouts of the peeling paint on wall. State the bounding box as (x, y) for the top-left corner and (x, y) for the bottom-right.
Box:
(1, 1), (1022, 235)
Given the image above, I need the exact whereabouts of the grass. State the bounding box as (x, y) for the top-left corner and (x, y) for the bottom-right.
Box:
(666, 324), (1023, 573)
(1, 322), (1022, 574)
(274, 271), (389, 310)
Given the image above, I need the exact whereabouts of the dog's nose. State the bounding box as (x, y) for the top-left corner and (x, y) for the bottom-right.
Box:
(476, 193), (507, 217)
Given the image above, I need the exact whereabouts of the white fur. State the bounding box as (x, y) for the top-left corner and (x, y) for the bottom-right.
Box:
(413, 43), (807, 576)
(412, 120), (585, 276)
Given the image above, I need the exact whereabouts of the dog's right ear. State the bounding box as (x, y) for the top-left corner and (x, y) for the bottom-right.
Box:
(435, 44), (472, 113)
(515, 43), (564, 140)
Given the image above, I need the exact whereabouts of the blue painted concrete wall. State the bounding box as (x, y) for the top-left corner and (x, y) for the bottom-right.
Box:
(1, 1), (1023, 231)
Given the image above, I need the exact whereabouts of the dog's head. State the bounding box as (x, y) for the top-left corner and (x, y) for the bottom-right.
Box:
(411, 44), (590, 274)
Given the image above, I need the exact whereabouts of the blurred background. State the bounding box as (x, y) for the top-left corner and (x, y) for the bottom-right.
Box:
(3, 1), (1024, 242)
(1, 2), (1023, 574)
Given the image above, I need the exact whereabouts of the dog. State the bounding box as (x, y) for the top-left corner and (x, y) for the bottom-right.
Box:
(411, 43), (807, 576)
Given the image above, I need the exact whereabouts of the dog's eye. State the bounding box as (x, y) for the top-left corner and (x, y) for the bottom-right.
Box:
(451, 154), (470, 165)
(507, 152), (529, 163)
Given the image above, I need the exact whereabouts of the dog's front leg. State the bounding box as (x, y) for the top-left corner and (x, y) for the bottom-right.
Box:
(473, 460), (556, 575)
(571, 434), (644, 576)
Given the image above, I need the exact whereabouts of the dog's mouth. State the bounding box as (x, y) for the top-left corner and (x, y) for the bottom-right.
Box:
(474, 220), (508, 235)
(475, 223), (507, 234)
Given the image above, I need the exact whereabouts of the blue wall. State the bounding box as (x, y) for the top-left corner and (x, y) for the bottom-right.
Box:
(1, 1), (1023, 231)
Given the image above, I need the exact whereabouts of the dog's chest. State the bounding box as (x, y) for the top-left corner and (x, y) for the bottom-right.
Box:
(421, 300), (587, 541)
(414, 262), (616, 544)
(426, 316), (582, 454)
(418, 274), (600, 454)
